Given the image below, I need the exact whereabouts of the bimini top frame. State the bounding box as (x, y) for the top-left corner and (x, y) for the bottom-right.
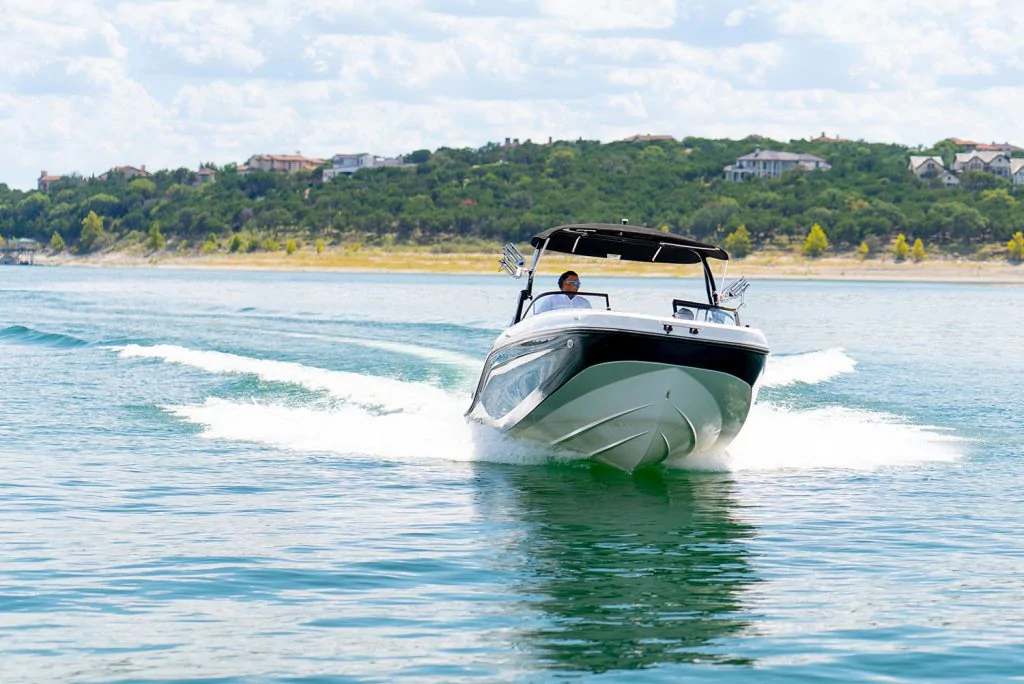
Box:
(530, 223), (728, 264)
(508, 223), (731, 325)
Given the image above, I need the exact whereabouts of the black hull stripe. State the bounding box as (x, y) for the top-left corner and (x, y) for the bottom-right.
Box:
(468, 329), (767, 420)
(551, 330), (767, 387)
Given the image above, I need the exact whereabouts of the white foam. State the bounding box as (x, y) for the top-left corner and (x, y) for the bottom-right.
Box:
(277, 332), (484, 376)
(168, 398), (573, 466)
(761, 348), (857, 388)
(116, 344), (460, 414)
(682, 403), (964, 472)
(121, 344), (960, 473)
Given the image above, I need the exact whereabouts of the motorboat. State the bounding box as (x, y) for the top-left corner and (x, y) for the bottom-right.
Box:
(466, 222), (770, 472)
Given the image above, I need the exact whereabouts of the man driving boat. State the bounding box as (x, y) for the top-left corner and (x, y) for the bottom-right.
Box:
(534, 270), (593, 314)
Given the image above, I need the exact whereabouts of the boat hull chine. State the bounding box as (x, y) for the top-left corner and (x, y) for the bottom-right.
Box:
(466, 320), (767, 473)
(508, 361), (753, 472)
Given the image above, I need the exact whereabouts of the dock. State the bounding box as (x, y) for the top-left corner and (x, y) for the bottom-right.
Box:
(0, 239), (38, 266)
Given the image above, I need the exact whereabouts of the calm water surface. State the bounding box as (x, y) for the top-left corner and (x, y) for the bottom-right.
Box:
(1, 267), (1022, 682)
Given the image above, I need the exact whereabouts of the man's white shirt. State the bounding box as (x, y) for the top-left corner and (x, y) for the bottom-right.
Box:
(534, 293), (593, 314)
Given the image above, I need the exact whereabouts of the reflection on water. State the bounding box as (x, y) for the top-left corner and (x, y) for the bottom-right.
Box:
(480, 465), (758, 674)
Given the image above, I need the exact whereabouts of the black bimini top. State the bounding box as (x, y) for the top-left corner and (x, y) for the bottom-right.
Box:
(530, 224), (729, 264)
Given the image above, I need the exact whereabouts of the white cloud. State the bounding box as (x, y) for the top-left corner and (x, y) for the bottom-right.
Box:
(305, 35), (466, 89)
(0, 0), (125, 77)
(114, 0), (266, 70)
(724, 9), (746, 27)
(755, 0), (1024, 87)
(538, 0), (678, 31)
(5, 0), (1024, 189)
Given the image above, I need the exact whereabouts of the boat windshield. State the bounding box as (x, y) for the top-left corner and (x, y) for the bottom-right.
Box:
(523, 291), (610, 318)
(672, 299), (738, 325)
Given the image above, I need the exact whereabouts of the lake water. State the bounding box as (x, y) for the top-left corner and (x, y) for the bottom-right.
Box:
(1, 267), (1022, 682)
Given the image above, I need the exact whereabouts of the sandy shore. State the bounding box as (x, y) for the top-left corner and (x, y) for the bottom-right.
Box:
(37, 249), (1024, 283)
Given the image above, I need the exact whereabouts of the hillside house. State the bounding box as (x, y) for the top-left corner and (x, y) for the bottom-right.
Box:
(908, 156), (945, 179)
(948, 138), (1022, 154)
(38, 171), (63, 192)
(245, 154), (325, 173)
(195, 168), (217, 185)
(724, 149), (831, 181)
(621, 133), (677, 143)
(98, 165), (150, 181)
(810, 131), (851, 143)
(322, 153), (414, 181)
(953, 151), (1011, 178)
(1012, 159), (1024, 187)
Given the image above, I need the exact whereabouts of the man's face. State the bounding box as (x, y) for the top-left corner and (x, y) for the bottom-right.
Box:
(561, 275), (580, 294)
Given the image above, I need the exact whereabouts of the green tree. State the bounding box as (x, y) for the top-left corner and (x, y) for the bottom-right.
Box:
(546, 149), (576, 177)
(690, 200), (739, 241)
(50, 231), (65, 252)
(1008, 231), (1024, 263)
(856, 241), (870, 259)
(893, 233), (910, 261)
(147, 222), (166, 251)
(802, 223), (829, 258)
(912, 237), (926, 262)
(285, 239), (297, 255)
(229, 234), (245, 252)
(315, 238), (325, 254)
(723, 224), (752, 258)
(406, 149), (431, 164)
(128, 178), (158, 199)
(78, 211), (107, 253)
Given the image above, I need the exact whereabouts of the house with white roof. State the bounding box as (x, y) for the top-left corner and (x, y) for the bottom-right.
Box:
(724, 149), (831, 181)
(323, 153), (415, 181)
(953, 151), (1011, 178)
(908, 156), (945, 178)
(1012, 159), (1024, 187)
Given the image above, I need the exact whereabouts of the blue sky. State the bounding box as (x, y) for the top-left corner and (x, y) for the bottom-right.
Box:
(4, 0), (1023, 190)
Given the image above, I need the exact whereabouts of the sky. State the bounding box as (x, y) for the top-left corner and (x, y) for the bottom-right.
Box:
(4, 0), (1024, 190)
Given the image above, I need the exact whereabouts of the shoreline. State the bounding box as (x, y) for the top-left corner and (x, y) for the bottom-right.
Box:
(33, 250), (1024, 283)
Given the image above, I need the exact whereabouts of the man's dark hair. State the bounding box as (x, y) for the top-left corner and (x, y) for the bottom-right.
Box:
(558, 270), (579, 288)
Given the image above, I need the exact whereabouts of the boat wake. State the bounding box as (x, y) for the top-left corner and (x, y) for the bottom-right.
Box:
(115, 344), (563, 466)
(116, 344), (961, 473)
(691, 404), (962, 472)
(761, 348), (857, 388)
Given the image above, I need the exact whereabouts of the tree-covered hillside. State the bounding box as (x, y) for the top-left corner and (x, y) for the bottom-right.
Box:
(3, 135), (1023, 257)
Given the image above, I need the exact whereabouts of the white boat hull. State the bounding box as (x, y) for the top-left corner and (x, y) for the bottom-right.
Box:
(467, 311), (768, 472)
(508, 361), (754, 471)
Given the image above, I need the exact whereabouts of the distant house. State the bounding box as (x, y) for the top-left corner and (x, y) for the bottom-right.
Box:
(908, 156), (945, 179)
(194, 168), (217, 186)
(724, 149), (831, 181)
(810, 131), (851, 143)
(245, 154), (326, 173)
(98, 165), (150, 181)
(621, 133), (676, 143)
(322, 153), (373, 180)
(953, 151), (1011, 178)
(948, 138), (1022, 154)
(947, 137), (980, 148)
(938, 170), (961, 187)
(1012, 159), (1024, 187)
(322, 153), (414, 181)
(38, 170), (63, 193)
